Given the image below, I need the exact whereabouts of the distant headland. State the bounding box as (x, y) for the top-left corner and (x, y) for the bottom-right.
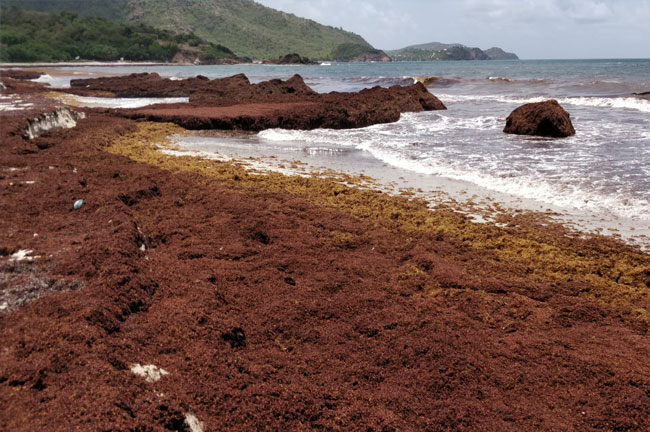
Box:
(387, 42), (519, 61)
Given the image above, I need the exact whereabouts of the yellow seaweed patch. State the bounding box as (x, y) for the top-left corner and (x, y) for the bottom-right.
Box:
(44, 91), (83, 107)
(106, 122), (650, 331)
(44, 90), (117, 106)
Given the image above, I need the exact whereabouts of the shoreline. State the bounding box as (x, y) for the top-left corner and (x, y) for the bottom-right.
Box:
(168, 129), (650, 250)
(2, 71), (650, 431)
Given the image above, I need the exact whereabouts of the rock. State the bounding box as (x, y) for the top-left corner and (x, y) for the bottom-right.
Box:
(504, 99), (576, 138)
(350, 51), (392, 62)
(1, 69), (44, 80)
(414, 76), (461, 88)
(70, 72), (447, 131)
(126, 80), (445, 131)
(433, 46), (488, 61)
(263, 53), (316, 65)
(24, 107), (86, 140)
(485, 47), (519, 60)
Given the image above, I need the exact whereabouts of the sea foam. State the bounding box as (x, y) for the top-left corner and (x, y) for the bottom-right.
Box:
(437, 93), (650, 113)
(70, 96), (189, 109)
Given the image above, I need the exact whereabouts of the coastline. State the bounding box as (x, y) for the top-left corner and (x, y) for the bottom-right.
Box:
(168, 129), (650, 249)
(2, 72), (650, 430)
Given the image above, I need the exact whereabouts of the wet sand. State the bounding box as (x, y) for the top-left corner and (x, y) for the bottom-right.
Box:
(1, 73), (650, 431)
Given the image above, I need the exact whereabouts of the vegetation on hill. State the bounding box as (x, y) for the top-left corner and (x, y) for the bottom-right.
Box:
(0, 6), (238, 63)
(3, 0), (375, 60)
(388, 41), (518, 61)
(331, 43), (385, 62)
(390, 41), (460, 52)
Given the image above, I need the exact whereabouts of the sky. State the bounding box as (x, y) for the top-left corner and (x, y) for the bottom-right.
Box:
(255, 0), (650, 59)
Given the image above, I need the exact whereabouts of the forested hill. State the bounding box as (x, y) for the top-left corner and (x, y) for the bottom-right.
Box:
(1, 0), (376, 60)
(0, 7), (239, 63)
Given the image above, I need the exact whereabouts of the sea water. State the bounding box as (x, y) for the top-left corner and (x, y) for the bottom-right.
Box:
(39, 59), (650, 244)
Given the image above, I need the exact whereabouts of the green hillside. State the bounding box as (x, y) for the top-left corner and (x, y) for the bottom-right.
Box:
(0, 7), (238, 63)
(1, 0), (374, 60)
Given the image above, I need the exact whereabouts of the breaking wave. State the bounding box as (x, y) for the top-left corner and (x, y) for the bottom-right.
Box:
(258, 112), (650, 221)
(70, 95), (189, 108)
(436, 93), (650, 113)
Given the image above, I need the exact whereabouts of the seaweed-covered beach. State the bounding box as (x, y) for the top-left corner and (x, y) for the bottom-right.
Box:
(1, 68), (649, 431)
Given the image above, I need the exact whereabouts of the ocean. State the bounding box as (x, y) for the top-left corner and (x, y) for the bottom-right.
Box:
(37, 59), (650, 244)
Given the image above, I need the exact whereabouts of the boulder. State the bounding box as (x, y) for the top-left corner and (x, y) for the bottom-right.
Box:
(504, 99), (575, 138)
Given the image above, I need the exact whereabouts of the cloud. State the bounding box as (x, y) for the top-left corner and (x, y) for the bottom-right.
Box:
(462, 0), (624, 24)
(255, 0), (650, 58)
(566, 1), (612, 22)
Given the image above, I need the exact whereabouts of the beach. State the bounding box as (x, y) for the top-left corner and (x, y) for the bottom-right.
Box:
(1, 66), (650, 431)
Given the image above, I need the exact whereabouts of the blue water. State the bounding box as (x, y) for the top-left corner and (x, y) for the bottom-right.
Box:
(84, 58), (650, 94)
(48, 59), (650, 227)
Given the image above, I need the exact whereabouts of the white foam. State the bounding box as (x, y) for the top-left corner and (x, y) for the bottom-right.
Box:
(559, 96), (650, 113)
(488, 76), (514, 82)
(160, 148), (232, 162)
(31, 73), (54, 84)
(360, 145), (650, 221)
(436, 93), (650, 113)
(31, 74), (71, 88)
(70, 96), (188, 109)
(255, 114), (650, 222)
(0, 95), (34, 111)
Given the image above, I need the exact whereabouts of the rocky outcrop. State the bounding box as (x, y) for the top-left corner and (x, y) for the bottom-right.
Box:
(68, 73), (317, 100)
(170, 45), (245, 65)
(331, 43), (391, 62)
(24, 107), (86, 139)
(263, 54), (316, 65)
(70, 73), (214, 97)
(433, 46), (488, 61)
(485, 47), (519, 60)
(414, 76), (461, 88)
(504, 100), (576, 138)
(1, 69), (44, 80)
(350, 51), (392, 62)
(188, 74), (318, 106)
(73, 72), (446, 131)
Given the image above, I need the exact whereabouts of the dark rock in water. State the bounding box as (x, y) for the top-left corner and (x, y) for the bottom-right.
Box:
(634, 91), (650, 100)
(504, 99), (576, 138)
(263, 53), (316, 65)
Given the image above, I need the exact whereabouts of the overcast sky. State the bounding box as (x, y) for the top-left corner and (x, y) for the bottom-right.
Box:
(256, 0), (650, 59)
